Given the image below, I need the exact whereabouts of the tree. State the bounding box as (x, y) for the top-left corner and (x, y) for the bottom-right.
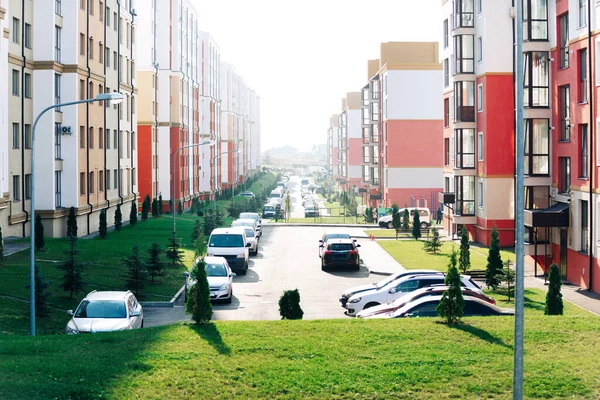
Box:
(114, 203), (123, 232)
(177, 200), (183, 215)
(545, 263), (564, 315)
(285, 192), (292, 221)
(34, 265), (52, 317)
(67, 206), (78, 238)
(129, 201), (138, 227)
(58, 236), (85, 299)
(147, 243), (164, 284)
(501, 258), (515, 301)
(214, 206), (223, 227)
(391, 204), (401, 230)
(186, 257), (212, 323)
(278, 289), (304, 320)
(99, 209), (108, 239)
(158, 194), (164, 216)
(194, 235), (207, 259)
(190, 197), (198, 215)
(485, 227), (502, 290)
(0, 226), (4, 262)
(203, 211), (217, 237)
(192, 220), (202, 243)
(423, 227), (442, 255)
(141, 195), (150, 221)
(436, 250), (464, 324)
(165, 237), (184, 265)
(412, 211), (422, 240)
(458, 227), (471, 274)
(364, 207), (374, 224)
(402, 208), (410, 230)
(123, 245), (146, 298)
(35, 214), (45, 251)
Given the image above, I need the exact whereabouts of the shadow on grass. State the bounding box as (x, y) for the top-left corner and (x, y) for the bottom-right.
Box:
(189, 322), (231, 355)
(448, 323), (513, 350)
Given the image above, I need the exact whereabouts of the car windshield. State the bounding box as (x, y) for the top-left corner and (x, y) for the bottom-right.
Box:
(329, 243), (354, 251)
(264, 206), (274, 211)
(239, 213), (258, 221)
(74, 300), (127, 319)
(206, 263), (228, 277)
(244, 228), (255, 238)
(209, 234), (244, 248)
(325, 234), (351, 241)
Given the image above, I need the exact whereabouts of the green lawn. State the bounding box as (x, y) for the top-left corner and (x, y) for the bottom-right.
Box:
(377, 240), (515, 272)
(0, 289), (598, 399)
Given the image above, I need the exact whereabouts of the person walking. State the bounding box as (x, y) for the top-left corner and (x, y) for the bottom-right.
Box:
(436, 207), (443, 225)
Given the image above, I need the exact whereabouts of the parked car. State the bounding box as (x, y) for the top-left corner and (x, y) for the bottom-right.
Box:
(65, 290), (143, 334)
(238, 191), (255, 199)
(321, 239), (361, 271)
(356, 285), (496, 318)
(239, 212), (262, 236)
(319, 232), (357, 258)
(304, 205), (319, 218)
(187, 256), (235, 304)
(379, 207), (431, 229)
(344, 274), (482, 316)
(207, 227), (250, 275)
(231, 218), (259, 236)
(262, 203), (277, 219)
(385, 295), (514, 319)
(242, 227), (259, 256)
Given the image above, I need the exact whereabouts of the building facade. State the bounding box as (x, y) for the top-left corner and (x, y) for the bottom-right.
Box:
(337, 92), (361, 191)
(0, 1), (9, 235)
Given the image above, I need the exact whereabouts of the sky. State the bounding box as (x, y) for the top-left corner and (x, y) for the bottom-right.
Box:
(193, 0), (440, 152)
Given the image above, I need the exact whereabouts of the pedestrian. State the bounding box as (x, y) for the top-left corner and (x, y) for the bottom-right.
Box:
(436, 207), (443, 225)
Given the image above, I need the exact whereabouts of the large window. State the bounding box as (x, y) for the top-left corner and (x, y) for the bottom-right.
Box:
(524, 52), (549, 107)
(579, 0), (587, 28)
(444, 58), (449, 87)
(444, 138), (450, 165)
(455, 176), (475, 216)
(454, 81), (475, 122)
(525, 186), (550, 243)
(454, 35), (474, 74)
(443, 19), (449, 48)
(454, 0), (474, 28)
(477, 132), (484, 161)
(559, 85), (570, 141)
(523, 0), (548, 40)
(55, 123), (62, 159)
(13, 175), (20, 201)
(559, 13), (569, 69)
(55, 74), (61, 110)
(581, 200), (588, 253)
(55, 171), (62, 208)
(25, 174), (31, 200)
(454, 129), (475, 169)
(55, 26), (62, 63)
(444, 98), (450, 127)
(580, 124), (588, 178)
(524, 119), (549, 175)
(559, 157), (570, 193)
(579, 49), (588, 103)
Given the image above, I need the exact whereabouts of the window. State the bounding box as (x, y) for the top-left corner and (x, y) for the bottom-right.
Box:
(13, 175), (21, 201)
(444, 138), (450, 165)
(581, 200), (588, 252)
(55, 124), (62, 159)
(12, 123), (19, 149)
(444, 98), (450, 127)
(455, 176), (475, 215)
(55, 171), (62, 207)
(443, 19), (449, 48)
(99, 170), (104, 192)
(477, 132), (484, 161)
(12, 18), (19, 44)
(12, 70), (19, 96)
(454, 35), (475, 74)
(559, 157), (571, 193)
(89, 0), (94, 15)
(55, 26), (62, 62)
(113, 131), (117, 150)
(132, 168), (136, 185)
(99, 43), (104, 64)
(524, 52), (549, 107)
(25, 174), (31, 200)
(80, 0), (85, 9)
(106, 7), (110, 26)
(559, 13), (569, 69)
(24, 73), (32, 99)
(579, 49), (588, 103)
(79, 79), (85, 100)
(444, 58), (449, 87)
(24, 23), (31, 49)
(477, 0), (482, 14)
(445, 177), (450, 192)
(80, 33), (85, 56)
(524, 119), (549, 175)
(106, 170), (111, 191)
(454, 0), (474, 28)
(89, 38), (94, 59)
(477, 84), (483, 111)
(114, 169), (118, 189)
(105, 129), (111, 149)
(454, 129), (475, 169)
(580, 124), (588, 178)
(80, 172), (86, 195)
(56, 0), (62, 15)
(559, 85), (571, 141)
(523, 0), (548, 40)
(113, 51), (117, 70)
(114, 12), (117, 32)
(478, 181), (483, 208)
(99, 127), (104, 149)
(99, 2), (104, 22)
(477, 37), (482, 62)
(89, 172), (94, 194)
(24, 125), (31, 149)
(454, 81), (475, 122)
(579, 0), (587, 28)
(80, 126), (85, 148)
(89, 127), (94, 148)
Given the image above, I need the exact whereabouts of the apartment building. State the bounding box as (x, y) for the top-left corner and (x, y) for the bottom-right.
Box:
(440, 0), (515, 246)
(360, 60), (381, 208)
(3, 0), (136, 238)
(0, 1), (8, 235)
(336, 92), (362, 191)
(327, 114), (339, 177)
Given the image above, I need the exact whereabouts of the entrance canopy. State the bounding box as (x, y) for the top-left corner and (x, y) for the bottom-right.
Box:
(524, 202), (569, 228)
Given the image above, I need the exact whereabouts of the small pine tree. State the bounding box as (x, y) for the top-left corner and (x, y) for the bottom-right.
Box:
(501, 258), (516, 301)
(34, 264), (52, 317)
(545, 263), (564, 315)
(412, 211), (422, 240)
(165, 237), (185, 265)
(423, 227), (442, 254)
(214, 206), (223, 227)
(485, 227), (502, 290)
(58, 236), (85, 299)
(177, 200), (183, 215)
(459, 227), (471, 274)
(141, 195), (150, 221)
(123, 245), (146, 298)
(192, 220), (201, 243)
(194, 236), (207, 259)
(98, 209), (108, 239)
(0, 226), (4, 262)
(436, 250), (464, 324)
(190, 198), (197, 214)
(34, 214), (45, 251)
(129, 201), (138, 227)
(186, 257), (213, 323)
(203, 211), (217, 237)
(279, 289), (304, 320)
(151, 198), (159, 218)
(402, 208), (410, 230)
(67, 206), (78, 238)
(158, 194), (164, 216)
(114, 203), (123, 232)
(147, 243), (164, 284)
(391, 204), (401, 230)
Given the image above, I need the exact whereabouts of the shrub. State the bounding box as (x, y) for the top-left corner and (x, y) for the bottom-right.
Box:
(436, 250), (464, 324)
(192, 220), (201, 243)
(402, 208), (410, 230)
(114, 203), (123, 232)
(141, 195), (151, 221)
(177, 200), (183, 215)
(165, 237), (184, 265)
(545, 263), (564, 315)
(129, 201), (138, 227)
(123, 245), (146, 298)
(67, 206), (78, 238)
(412, 211), (422, 240)
(459, 227), (471, 274)
(99, 209), (108, 239)
(501, 258), (515, 301)
(186, 257), (212, 324)
(34, 214), (45, 251)
(58, 236), (85, 299)
(391, 204), (401, 230)
(151, 198), (159, 218)
(147, 243), (164, 284)
(278, 289), (304, 320)
(423, 227), (442, 255)
(34, 265), (52, 317)
(485, 227), (502, 290)
(158, 194), (164, 216)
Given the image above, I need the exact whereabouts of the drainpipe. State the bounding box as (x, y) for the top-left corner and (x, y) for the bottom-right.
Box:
(130, 7), (136, 203)
(85, 0), (93, 235)
(116, 0), (123, 206)
(587, 0), (594, 291)
(103, 0), (110, 211)
(20, 0), (28, 237)
(512, 0), (517, 252)
(153, 0), (159, 203)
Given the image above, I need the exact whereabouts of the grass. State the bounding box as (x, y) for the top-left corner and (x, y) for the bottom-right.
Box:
(278, 217), (369, 224)
(377, 240), (515, 272)
(0, 289), (598, 399)
(364, 225), (444, 238)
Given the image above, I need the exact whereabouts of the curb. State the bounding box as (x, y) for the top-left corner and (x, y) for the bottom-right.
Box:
(264, 223), (380, 228)
(140, 284), (186, 308)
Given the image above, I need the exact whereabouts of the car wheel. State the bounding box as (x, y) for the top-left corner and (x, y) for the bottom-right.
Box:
(354, 262), (360, 271)
(387, 222), (393, 229)
(420, 222), (428, 229)
(141, 319), (144, 328)
(321, 259), (327, 271)
(364, 302), (380, 310)
(225, 291), (233, 304)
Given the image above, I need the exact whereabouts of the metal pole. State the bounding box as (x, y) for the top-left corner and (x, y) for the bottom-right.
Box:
(513, 0), (525, 398)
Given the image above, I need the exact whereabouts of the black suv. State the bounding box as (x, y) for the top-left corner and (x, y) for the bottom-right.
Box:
(321, 239), (361, 271)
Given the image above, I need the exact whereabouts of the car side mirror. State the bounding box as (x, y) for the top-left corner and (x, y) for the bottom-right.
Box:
(389, 287), (398, 294)
(355, 244), (361, 248)
(231, 273), (237, 277)
(66, 310), (74, 316)
(246, 243), (251, 247)
(319, 244), (324, 248)
(130, 310), (141, 317)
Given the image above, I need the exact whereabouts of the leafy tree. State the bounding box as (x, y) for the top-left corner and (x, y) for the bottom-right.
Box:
(423, 227), (442, 255)
(0, 226), (4, 262)
(67, 206), (78, 238)
(545, 263), (564, 315)
(165, 237), (184, 265)
(391, 204), (401, 230)
(459, 227), (471, 274)
(436, 250), (464, 324)
(151, 198), (159, 218)
(34, 214), (45, 251)
(114, 203), (123, 232)
(412, 211), (422, 240)
(192, 220), (202, 243)
(129, 201), (138, 227)
(501, 258), (515, 301)
(158, 194), (164, 216)
(147, 243), (164, 284)
(123, 245), (146, 298)
(485, 227), (502, 290)
(58, 236), (85, 299)
(99, 209), (108, 239)
(186, 257), (213, 323)
(34, 265), (52, 317)
(278, 289), (304, 320)
(177, 200), (183, 215)
(402, 208), (410, 230)
(141, 195), (151, 221)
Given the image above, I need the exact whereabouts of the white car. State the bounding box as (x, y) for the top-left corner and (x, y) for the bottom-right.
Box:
(231, 218), (259, 237)
(66, 290), (143, 334)
(239, 212), (262, 236)
(243, 227), (259, 256)
(344, 274), (482, 317)
(188, 256), (236, 303)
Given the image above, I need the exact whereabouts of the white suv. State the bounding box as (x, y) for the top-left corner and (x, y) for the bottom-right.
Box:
(344, 274), (482, 317)
(66, 290), (143, 334)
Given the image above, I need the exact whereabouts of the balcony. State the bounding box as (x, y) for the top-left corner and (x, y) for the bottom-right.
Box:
(438, 192), (455, 205)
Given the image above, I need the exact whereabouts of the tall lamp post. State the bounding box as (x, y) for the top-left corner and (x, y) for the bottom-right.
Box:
(172, 139), (215, 241)
(213, 148), (241, 214)
(29, 92), (124, 336)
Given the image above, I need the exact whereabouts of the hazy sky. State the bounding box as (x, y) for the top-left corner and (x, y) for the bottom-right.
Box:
(194, 0), (440, 152)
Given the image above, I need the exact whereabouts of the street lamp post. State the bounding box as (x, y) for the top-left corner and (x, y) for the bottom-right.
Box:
(29, 92), (124, 336)
(213, 148), (241, 215)
(171, 140), (215, 241)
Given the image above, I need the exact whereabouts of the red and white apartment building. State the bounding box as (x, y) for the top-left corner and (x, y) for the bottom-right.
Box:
(336, 93), (362, 191)
(327, 114), (339, 178)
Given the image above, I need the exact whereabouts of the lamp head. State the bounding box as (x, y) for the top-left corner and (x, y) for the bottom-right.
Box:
(95, 92), (124, 105)
(202, 139), (216, 146)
